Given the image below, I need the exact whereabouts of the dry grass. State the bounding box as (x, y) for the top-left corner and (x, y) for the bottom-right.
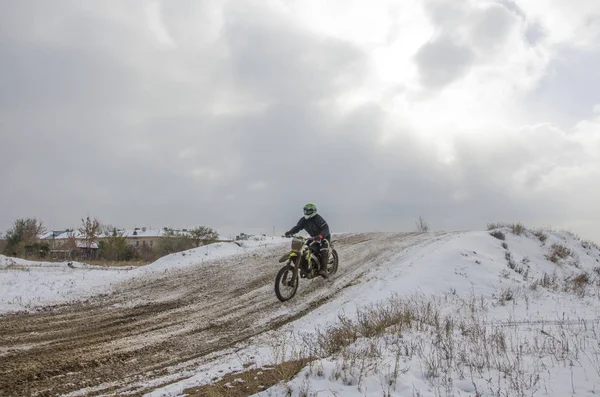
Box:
(531, 270), (600, 298)
(83, 259), (150, 267)
(531, 229), (548, 244)
(531, 272), (559, 290)
(303, 292), (600, 396)
(567, 272), (592, 296)
(306, 295), (439, 358)
(545, 243), (576, 264)
(184, 359), (313, 397)
(583, 240), (600, 250)
(510, 222), (526, 236)
(183, 289), (600, 396)
(486, 222), (526, 236)
(486, 222), (506, 230)
(3, 256), (152, 267)
(496, 287), (516, 305)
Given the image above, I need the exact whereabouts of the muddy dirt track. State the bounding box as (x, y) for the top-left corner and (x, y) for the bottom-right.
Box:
(0, 232), (447, 396)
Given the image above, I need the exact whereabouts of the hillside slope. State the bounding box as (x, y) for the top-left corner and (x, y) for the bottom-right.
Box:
(151, 228), (600, 397)
(247, 228), (600, 397)
(1, 228), (599, 397)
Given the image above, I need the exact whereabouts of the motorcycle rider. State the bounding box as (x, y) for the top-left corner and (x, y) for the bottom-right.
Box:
(284, 203), (331, 278)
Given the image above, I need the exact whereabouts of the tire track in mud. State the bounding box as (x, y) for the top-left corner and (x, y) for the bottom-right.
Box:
(0, 232), (450, 396)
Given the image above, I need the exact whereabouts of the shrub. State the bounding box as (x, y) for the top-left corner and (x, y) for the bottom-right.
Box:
(572, 272), (590, 288)
(23, 242), (50, 259)
(188, 226), (219, 247)
(546, 243), (574, 264)
(490, 230), (505, 240)
(497, 287), (515, 305)
(3, 217), (46, 256)
(156, 229), (196, 255)
(566, 272), (591, 297)
(532, 229), (548, 244)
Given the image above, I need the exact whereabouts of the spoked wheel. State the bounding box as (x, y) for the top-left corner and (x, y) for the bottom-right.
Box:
(325, 249), (339, 276)
(275, 265), (299, 302)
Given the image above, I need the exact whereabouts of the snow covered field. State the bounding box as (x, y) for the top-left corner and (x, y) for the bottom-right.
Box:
(0, 237), (287, 314)
(1, 228), (600, 396)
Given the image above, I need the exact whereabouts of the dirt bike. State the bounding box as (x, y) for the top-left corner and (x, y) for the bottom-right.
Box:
(274, 235), (339, 302)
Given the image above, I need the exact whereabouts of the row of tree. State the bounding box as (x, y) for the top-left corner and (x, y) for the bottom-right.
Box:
(1, 217), (219, 262)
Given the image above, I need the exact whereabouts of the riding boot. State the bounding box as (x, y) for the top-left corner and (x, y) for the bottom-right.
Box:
(319, 244), (330, 279)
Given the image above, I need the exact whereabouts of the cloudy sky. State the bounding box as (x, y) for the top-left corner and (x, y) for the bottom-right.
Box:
(1, 0), (599, 241)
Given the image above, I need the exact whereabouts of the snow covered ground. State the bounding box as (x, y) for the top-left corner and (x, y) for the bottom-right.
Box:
(254, 229), (600, 397)
(148, 228), (600, 397)
(0, 236), (287, 314)
(2, 228), (600, 396)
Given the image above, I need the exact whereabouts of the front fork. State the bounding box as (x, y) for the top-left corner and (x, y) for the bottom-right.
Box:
(288, 254), (300, 285)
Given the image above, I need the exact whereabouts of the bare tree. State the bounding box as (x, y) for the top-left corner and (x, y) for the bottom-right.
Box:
(415, 216), (430, 232)
(62, 230), (78, 251)
(79, 216), (101, 258)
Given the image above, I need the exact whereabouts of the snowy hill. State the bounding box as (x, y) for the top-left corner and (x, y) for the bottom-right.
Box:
(246, 228), (600, 397)
(151, 228), (600, 397)
(1, 228), (600, 396)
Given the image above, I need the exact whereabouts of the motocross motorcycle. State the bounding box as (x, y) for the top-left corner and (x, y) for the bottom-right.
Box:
(274, 235), (339, 302)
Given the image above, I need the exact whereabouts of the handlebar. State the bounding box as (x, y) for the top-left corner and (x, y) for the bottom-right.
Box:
(282, 234), (306, 240)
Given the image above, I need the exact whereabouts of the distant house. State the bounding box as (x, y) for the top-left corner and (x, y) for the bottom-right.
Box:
(40, 228), (162, 251)
(119, 228), (167, 249)
(39, 230), (94, 255)
(40, 227), (231, 252)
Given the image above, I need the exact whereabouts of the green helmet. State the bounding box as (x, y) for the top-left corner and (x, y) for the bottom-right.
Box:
(303, 203), (317, 219)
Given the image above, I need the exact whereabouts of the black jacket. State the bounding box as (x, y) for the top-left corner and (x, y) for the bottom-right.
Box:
(287, 214), (330, 240)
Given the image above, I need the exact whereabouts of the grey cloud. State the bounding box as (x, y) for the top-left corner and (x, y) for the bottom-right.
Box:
(524, 47), (600, 128)
(483, 1), (547, 47)
(525, 22), (546, 46)
(415, 1), (522, 91)
(468, 4), (517, 51)
(222, 3), (366, 104)
(0, 1), (599, 242)
(415, 35), (474, 88)
(423, 0), (470, 28)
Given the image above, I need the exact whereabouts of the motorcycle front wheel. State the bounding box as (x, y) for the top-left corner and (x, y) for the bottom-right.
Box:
(275, 264), (299, 302)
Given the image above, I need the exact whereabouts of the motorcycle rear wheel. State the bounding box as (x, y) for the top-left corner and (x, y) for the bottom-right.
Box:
(325, 249), (339, 276)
